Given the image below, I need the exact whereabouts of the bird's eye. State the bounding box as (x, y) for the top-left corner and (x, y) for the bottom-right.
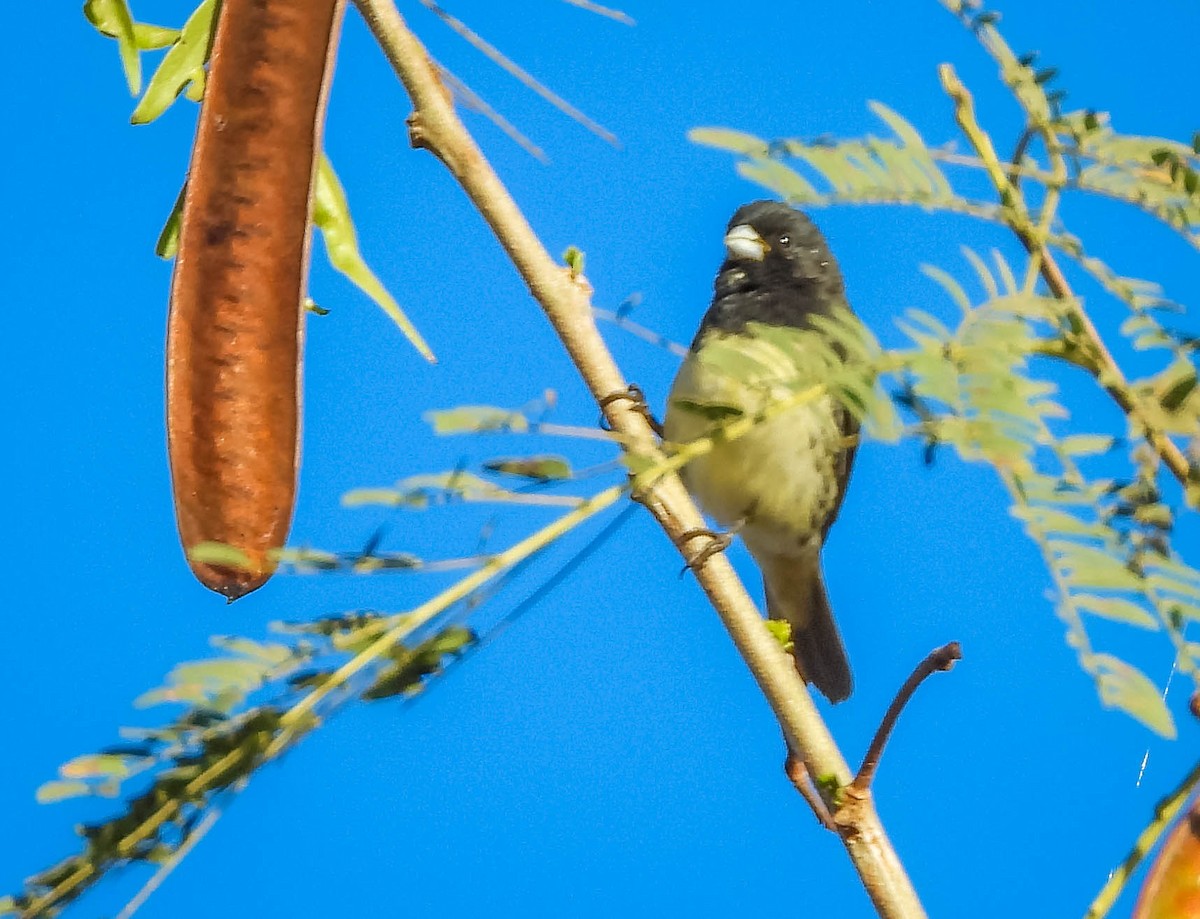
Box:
(778, 235), (790, 247)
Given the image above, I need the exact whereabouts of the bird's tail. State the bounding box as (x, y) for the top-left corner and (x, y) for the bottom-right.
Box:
(761, 554), (853, 704)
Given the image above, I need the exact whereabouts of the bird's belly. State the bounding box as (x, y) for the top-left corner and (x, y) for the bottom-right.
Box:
(665, 360), (844, 556)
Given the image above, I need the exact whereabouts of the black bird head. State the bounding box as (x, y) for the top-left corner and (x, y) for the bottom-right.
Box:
(702, 201), (848, 339)
(721, 200), (841, 290)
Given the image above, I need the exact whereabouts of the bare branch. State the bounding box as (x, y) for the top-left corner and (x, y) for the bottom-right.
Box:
(853, 643), (962, 793)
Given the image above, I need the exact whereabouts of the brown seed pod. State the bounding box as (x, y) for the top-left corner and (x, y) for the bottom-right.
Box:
(166, 0), (345, 599)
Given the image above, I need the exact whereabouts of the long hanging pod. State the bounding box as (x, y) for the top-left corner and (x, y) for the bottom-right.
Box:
(167, 0), (346, 599)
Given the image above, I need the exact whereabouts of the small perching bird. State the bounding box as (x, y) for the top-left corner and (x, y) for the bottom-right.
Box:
(664, 200), (860, 702)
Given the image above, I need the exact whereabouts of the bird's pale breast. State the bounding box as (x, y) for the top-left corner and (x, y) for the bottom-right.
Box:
(664, 348), (844, 558)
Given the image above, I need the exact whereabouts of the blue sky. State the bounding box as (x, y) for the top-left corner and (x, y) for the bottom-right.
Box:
(3, 1), (1199, 916)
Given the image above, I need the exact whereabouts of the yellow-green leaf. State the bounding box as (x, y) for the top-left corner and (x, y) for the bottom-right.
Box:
(1059, 434), (1116, 456)
(563, 245), (585, 278)
(423, 405), (529, 434)
(765, 619), (793, 652)
(867, 100), (952, 197)
(483, 455), (573, 481)
(1091, 653), (1176, 738)
(687, 127), (770, 157)
(134, 684), (211, 707)
(313, 155), (435, 362)
(83, 0), (141, 95)
(36, 780), (93, 804)
(156, 182), (186, 259)
(187, 541), (255, 571)
(1073, 596), (1159, 630)
(211, 636), (293, 665)
(344, 472), (581, 508)
(736, 158), (821, 203)
(170, 658), (269, 691)
(130, 0), (216, 125)
(132, 22), (180, 50)
(59, 753), (132, 780)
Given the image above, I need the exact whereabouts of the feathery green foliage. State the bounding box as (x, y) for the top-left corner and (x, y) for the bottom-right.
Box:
(6, 618), (473, 917)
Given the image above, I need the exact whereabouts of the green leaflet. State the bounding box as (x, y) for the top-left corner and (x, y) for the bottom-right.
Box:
(187, 541), (254, 572)
(59, 753), (134, 780)
(694, 101), (990, 217)
(313, 156), (435, 362)
(1088, 653), (1176, 739)
(130, 0), (215, 125)
(1071, 596), (1159, 631)
(686, 127), (770, 157)
(35, 781), (93, 805)
(155, 182), (185, 259)
(736, 158), (821, 203)
(82, 0), (141, 94)
(1058, 434), (1116, 457)
(483, 455), (574, 482)
(423, 405), (530, 434)
(343, 472), (583, 509)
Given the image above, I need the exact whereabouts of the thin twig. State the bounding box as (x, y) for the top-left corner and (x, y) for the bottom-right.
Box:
(115, 788), (236, 919)
(435, 62), (548, 162)
(1007, 126), (1037, 194)
(532, 421), (622, 442)
(352, 2), (928, 916)
(785, 752), (836, 830)
(417, 0), (619, 146)
(852, 643), (961, 793)
(593, 307), (689, 357)
(560, 0), (635, 26)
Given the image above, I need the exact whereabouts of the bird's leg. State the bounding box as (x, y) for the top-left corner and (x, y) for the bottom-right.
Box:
(598, 383), (662, 436)
(676, 518), (744, 575)
(784, 749), (837, 831)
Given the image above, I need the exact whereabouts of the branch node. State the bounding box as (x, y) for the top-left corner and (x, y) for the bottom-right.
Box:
(675, 527), (734, 577)
(598, 384), (659, 435)
(405, 112), (431, 151)
(785, 751), (837, 831)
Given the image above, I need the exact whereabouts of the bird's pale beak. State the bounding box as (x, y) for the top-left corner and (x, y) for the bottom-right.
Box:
(724, 224), (767, 262)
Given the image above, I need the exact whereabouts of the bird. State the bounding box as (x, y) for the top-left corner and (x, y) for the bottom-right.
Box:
(663, 200), (859, 703)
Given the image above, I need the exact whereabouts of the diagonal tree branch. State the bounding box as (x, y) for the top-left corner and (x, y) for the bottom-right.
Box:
(351, 1), (927, 915)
